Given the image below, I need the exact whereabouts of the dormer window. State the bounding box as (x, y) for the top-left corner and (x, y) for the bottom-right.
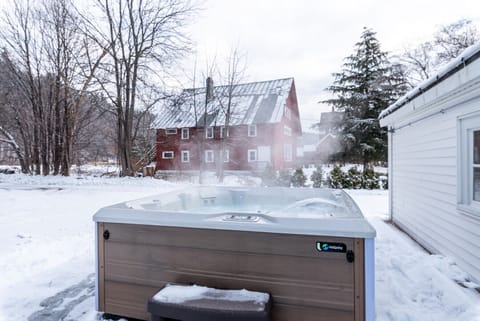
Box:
(248, 125), (257, 137)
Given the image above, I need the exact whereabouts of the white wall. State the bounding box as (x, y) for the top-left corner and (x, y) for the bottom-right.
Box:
(389, 97), (480, 283)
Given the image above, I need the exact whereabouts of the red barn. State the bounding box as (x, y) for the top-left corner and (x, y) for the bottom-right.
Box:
(155, 77), (302, 173)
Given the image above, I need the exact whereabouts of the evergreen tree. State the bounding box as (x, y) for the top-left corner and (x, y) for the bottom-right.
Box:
(322, 28), (407, 168)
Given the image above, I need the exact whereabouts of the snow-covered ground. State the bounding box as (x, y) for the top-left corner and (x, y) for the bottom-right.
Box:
(0, 174), (479, 321)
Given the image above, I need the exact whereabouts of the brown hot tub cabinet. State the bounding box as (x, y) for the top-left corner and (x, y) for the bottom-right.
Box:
(93, 187), (375, 321)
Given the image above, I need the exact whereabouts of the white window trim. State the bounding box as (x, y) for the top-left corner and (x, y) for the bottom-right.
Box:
(181, 128), (189, 140)
(248, 125), (257, 137)
(165, 128), (177, 135)
(162, 151), (174, 159)
(223, 149), (230, 163)
(205, 150), (214, 163)
(181, 150), (190, 163)
(220, 126), (229, 138)
(206, 127), (214, 139)
(284, 144), (292, 162)
(284, 125), (292, 136)
(457, 112), (480, 219)
(248, 149), (257, 162)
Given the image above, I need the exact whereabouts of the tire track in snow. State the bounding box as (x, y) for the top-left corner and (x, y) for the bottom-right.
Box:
(27, 274), (95, 321)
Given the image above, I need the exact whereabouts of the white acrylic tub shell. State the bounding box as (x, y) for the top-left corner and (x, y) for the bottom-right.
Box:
(93, 187), (376, 238)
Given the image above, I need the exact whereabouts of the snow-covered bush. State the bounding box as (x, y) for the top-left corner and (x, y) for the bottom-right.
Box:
(347, 166), (362, 189)
(326, 165), (385, 189)
(310, 166), (323, 188)
(379, 174), (388, 189)
(261, 164), (277, 186)
(276, 169), (292, 187)
(291, 168), (306, 187)
(362, 167), (380, 189)
(327, 165), (348, 188)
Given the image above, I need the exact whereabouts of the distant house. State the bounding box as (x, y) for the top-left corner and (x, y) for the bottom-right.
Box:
(316, 111), (344, 162)
(316, 110), (343, 136)
(155, 78), (302, 173)
(379, 44), (480, 283)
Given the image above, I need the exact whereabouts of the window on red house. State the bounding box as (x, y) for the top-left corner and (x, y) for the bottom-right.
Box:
(162, 151), (174, 159)
(181, 128), (189, 139)
(248, 125), (257, 137)
(181, 150), (189, 163)
(206, 127), (214, 139)
(205, 150), (214, 162)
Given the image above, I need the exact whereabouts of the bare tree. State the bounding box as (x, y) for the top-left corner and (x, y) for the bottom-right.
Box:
(215, 47), (246, 182)
(434, 19), (479, 63)
(398, 19), (479, 88)
(397, 42), (435, 87)
(86, 0), (196, 176)
(1, 0), (106, 175)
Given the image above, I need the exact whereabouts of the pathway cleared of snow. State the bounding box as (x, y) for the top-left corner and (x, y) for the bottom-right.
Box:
(0, 175), (479, 321)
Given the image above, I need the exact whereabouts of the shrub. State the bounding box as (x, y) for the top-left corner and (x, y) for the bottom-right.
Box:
(261, 164), (277, 186)
(276, 169), (292, 187)
(347, 166), (362, 189)
(379, 174), (388, 189)
(362, 167), (380, 189)
(327, 165), (348, 188)
(310, 166), (323, 188)
(291, 168), (307, 187)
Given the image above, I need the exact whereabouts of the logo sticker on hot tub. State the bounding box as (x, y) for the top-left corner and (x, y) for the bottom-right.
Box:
(316, 242), (347, 253)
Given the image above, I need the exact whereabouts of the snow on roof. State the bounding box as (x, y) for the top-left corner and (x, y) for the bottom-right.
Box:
(379, 42), (480, 119)
(156, 78), (294, 128)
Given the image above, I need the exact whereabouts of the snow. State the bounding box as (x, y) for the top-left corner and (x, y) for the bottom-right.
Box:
(152, 284), (269, 307)
(0, 174), (479, 321)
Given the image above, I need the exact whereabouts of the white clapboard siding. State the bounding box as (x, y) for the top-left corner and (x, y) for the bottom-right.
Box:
(390, 98), (480, 283)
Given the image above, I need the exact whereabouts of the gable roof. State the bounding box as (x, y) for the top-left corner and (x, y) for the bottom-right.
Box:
(156, 77), (294, 128)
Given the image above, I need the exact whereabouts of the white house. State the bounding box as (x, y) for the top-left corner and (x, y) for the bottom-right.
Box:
(379, 43), (480, 283)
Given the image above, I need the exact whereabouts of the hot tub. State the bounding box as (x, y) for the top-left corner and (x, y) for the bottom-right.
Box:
(93, 186), (375, 321)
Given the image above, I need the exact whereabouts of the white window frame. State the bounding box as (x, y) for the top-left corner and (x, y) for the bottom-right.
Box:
(284, 125), (292, 136)
(222, 149), (230, 163)
(162, 151), (174, 159)
(205, 150), (214, 163)
(284, 144), (292, 162)
(220, 126), (229, 138)
(457, 112), (480, 218)
(181, 128), (189, 140)
(165, 128), (177, 135)
(181, 150), (190, 163)
(206, 127), (214, 139)
(248, 125), (257, 137)
(248, 149), (257, 162)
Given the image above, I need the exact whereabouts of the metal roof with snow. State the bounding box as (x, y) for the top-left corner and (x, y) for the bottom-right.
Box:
(156, 78), (294, 128)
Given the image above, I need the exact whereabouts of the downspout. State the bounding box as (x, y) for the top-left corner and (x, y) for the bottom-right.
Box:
(388, 127), (394, 221)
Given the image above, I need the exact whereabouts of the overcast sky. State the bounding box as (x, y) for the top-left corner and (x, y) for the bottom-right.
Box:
(180, 0), (480, 131)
